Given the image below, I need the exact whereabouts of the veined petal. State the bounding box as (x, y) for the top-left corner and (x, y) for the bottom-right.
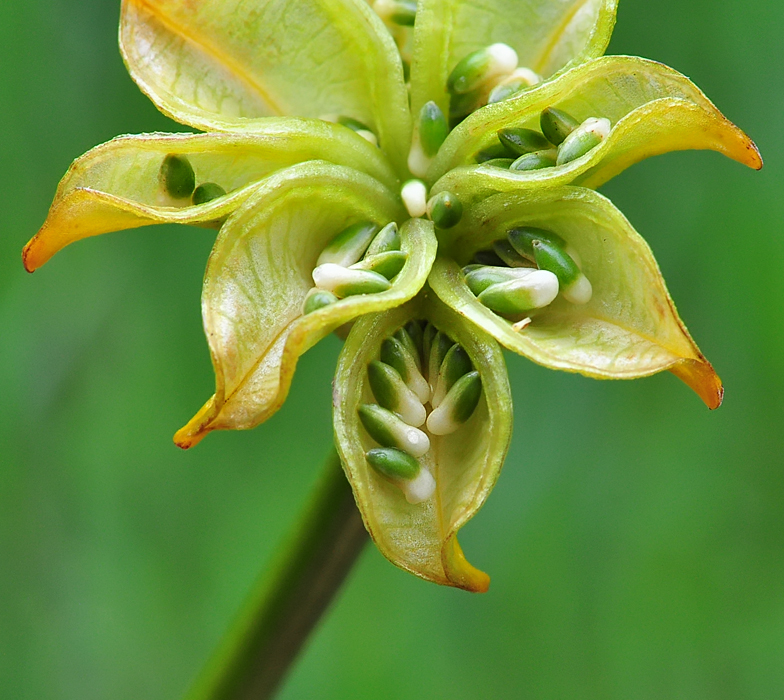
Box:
(120, 0), (412, 175)
(175, 162), (437, 449)
(334, 294), (512, 592)
(428, 56), (762, 186)
(430, 186), (723, 409)
(23, 123), (398, 272)
(409, 0), (618, 122)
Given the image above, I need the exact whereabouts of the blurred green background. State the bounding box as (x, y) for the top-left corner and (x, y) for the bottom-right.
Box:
(1, 1), (782, 698)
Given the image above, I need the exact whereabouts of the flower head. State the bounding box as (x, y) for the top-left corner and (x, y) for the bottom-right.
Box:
(25, 0), (761, 591)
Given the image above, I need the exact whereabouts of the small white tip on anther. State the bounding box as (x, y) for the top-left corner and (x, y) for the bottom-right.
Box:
(401, 179), (428, 218)
(402, 467), (436, 504)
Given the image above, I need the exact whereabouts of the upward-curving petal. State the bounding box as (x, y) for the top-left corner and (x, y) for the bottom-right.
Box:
(409, 0), (618, 122)
(175, 162), (437, 449)
(120, 0), (412, 175)
(430, 186), (723, 409)
(23, 122), (399, 271)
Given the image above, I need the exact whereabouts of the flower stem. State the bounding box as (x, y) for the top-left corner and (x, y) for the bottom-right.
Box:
(185, 450), (368, 700)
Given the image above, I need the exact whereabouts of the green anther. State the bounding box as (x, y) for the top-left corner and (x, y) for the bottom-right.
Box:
(474, 143), (513, 163)
(316, 221), (380, 267)
(540, 107), (580, 146)
(159, 154), (195, 199)
(493, 239), (535, 267)
(556, 117), (612, 165)
(337, 115), (373, 133)
(351, 251), (407, 280)
(509, 150), (557, 171)
(404, 320), (425, 365)
(497, 128), (552, 157)
(427, 191), (463, 229)
(507, 226), (567, 260)
(488, 81), (524, 104)
(428, 331), (454, 389)
(367, 361), (426, 427)
(358, 404), (430, 459)
(381, 336), (429, 402)
(476, 271), (559, 315)
(432, 344), (472, 407)
(390, 0), (417, 25)
(422, 323), (437, 370)
(366, 222), (400, 256)
(531, 239), (580, 287)
(191, 182), (226, 205)
(418, 101), (449, 158)
(395, 326), (422, 371)
(331, 269), (391, 297)
(366, 447), (420, 482)
(481, 158), (514, 169)
(426, 371), (482, 435)
(464, 265), (538, 295)
(472, 249), (507, 267)
(302, 288), (339, 315)
(449, 89), (483, 127)
(447, 44), (517, 95)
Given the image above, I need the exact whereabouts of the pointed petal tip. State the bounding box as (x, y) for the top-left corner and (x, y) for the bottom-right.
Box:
(22, 238), (41, 273)
(444, 537), (491, 593)
(174, 397), (218, 449)
(670, 359), (723, 410)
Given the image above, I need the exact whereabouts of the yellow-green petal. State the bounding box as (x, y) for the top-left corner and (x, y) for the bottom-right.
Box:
(428, 56), (762, 189)
(24, 123), (398, 271)
(430, 186), (723, 409)
(175, 163), (437, 449)
(333, 294), (512, 592)
(120, 0), (412, 176)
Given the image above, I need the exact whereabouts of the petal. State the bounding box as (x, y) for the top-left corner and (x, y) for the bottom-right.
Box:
(333, 293), (512, 592)
(175, 162), (437, 449)
(429, 186), (723, 409)
(120, 0), (411, 175)
(428, 55), (762, 187)
(409, 0), (618, 121)
(23, 123), (398, 272)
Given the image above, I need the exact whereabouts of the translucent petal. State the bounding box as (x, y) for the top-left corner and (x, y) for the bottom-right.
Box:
(175, 162), (437, 448)
(333, 294), (512, 592)
(120, 0), (411, 175)
(430, 186), (723, 409)
(24, 124), (398, 271)
(429, 56), (762, 188)
(409, 0), (618, 122)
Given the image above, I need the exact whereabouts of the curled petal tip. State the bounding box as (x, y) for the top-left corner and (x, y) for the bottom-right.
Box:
(445, 538), (490, 593)
(670, 359), (723, 410)
(174, 398), (218, 449)
(22, 238), (41, 273)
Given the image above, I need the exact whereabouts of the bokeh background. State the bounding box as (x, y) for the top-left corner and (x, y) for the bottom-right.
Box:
(2, 0), (783, 698)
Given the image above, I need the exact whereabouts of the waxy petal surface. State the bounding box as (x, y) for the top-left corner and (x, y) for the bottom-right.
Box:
(175, 163), (437, 448)
(428, 56), (762, 186)
(334, 295), (512, 592)
(430, 186), (722, 408)
(410, 0), (618, 121)
(24, 123), (398, 271)
(120, 0), (411, 175)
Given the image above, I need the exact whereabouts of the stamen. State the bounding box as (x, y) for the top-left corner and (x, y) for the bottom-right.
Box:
(509, 149), (557, 171)
(482, 158), (515, 169)
(487, 67), (541, 103)
(474, 143), (513, 163)
(464, 265), (540, 295)
(192, 182), (226, 205)
(381, 336), (431, 403)
(395, 326), (423, 371)
(359, 404), (431, 457)
(426, 191), (463, 229)
(312, 263), (391, 297)
(556, 117), (611, 165)
(316, 221), (380, 267)
(350, 251), (407, 280)
(531, 240), (592, 304)
(373, 0), (417, 26)
(401, 179), (428, 218)
(447, 43), (518, 95)
(159, 154), (195, 200)
(540, 107), (580, 146)
(497, 128), (552, 156)
(431, 343), (472, 408)
(367, 361), (427, 427)
(427, 331), (454, 394)
(302, 288), (339, 315)
(426, 371), (482, 435)
(366, 222), (401, 256)
(365, 448), (436, 504)
(477, 270), (560, 314)
(493, 239), (536, 267)
(418, 101), (449, 158)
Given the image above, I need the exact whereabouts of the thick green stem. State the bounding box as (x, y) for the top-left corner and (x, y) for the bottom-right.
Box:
(185, 450), (368, 700)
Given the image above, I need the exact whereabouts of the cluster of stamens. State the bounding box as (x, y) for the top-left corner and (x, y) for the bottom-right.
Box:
(159, 154), (227, 207)
(360, 321), (482, 504)
(466, 226), (593, 323)
(303, 221), (408, 314)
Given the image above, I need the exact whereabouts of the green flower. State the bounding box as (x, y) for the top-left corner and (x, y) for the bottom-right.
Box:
(24, 0), (761, 592)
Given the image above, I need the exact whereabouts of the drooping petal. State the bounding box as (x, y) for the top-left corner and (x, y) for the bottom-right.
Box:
(409, 0), (618, 122)
(175, 162), (437, 449)
(120, 0), (412, 175)
(428, 56), (762, 188)
(23, 124), (399, 271)
(333, 294), (512, 592)
(430, 186), (723, 409)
